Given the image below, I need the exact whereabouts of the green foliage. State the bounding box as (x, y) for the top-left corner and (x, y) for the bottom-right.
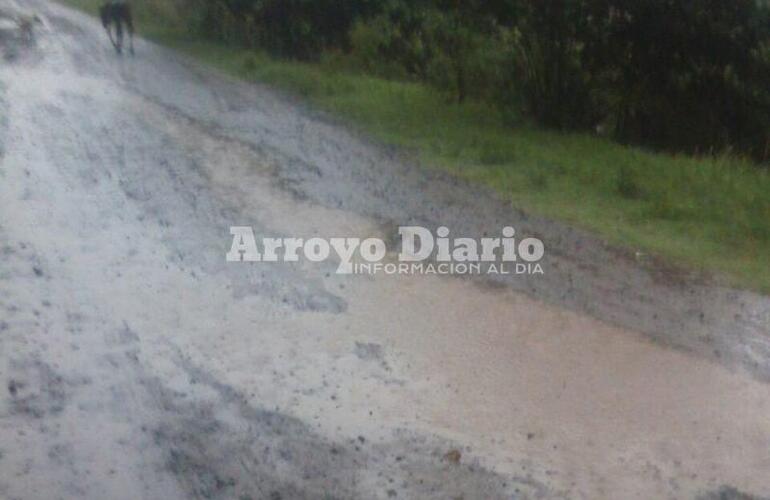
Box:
(154, 0), (770, 161)
(504, 0), (595, 129)
(582, 0), (770, 161)
(348, 17), (412, 79)
(184, 0), (379, 59)
(347, 2), (509, 104)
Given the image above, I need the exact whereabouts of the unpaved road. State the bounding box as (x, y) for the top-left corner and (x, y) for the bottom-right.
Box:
(1, 1), (769, 499)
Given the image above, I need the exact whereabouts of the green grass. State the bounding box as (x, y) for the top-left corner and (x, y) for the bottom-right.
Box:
(60, 0), (770, 293)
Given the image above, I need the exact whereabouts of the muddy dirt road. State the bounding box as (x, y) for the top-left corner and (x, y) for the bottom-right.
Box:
(1, 1), (769, 499)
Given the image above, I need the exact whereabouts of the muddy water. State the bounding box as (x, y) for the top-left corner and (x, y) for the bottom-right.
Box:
(0, 1), (768, 499)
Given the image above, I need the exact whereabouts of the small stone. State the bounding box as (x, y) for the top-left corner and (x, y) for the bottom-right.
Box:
(443, 449), (461, 464)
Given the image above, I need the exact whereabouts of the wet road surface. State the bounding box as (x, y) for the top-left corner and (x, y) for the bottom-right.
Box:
(1, 1), (770, 499)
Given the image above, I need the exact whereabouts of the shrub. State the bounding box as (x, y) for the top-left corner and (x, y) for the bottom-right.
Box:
(504, 0), (595, 130)
(162, 0), (770, 163)
(582, 0), (770, 161)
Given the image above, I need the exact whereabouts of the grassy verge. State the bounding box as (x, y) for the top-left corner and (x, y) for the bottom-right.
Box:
(60, 0), (770, 293)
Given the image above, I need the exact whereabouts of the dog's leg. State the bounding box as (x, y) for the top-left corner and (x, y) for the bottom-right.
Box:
(115, 18), (123, 54)
(105, 23), (118, 51)
(101, 6), (119, 52)
(99, 4), (109, 29)
(126, 6), (134, 55)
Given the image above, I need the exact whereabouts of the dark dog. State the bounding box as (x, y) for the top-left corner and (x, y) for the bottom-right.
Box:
(99, 2), (133, 55)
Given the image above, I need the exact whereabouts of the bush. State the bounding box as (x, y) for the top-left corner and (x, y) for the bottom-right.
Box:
(182, 0), (376, 59)
(348, 2), (508, 103)
(503, 0), (595, 130)
(165, 0), (770, 163)
(582, 0), (770, 161)
(348, 17), (412, 79)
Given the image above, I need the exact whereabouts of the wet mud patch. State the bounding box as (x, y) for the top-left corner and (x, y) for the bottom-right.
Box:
(13, 71), (347, 315)
(103, 321), (141, 347)
(698, 486), (769, 500)
(0, 236), (52, 284)
(111, 97), (348, 314)
(149, 350), (545, 500)
(46, 442), (75, 466)
(0, 236), (58, 348)
(354, 342), (390, 372)
(0, 7), (44, 64)
(6, 358), (88, 419)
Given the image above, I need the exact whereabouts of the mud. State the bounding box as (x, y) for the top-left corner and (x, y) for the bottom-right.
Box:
(0, 1), (768, 499)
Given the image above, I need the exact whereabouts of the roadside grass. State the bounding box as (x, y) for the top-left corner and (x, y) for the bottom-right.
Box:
(60, 0), (770, 293)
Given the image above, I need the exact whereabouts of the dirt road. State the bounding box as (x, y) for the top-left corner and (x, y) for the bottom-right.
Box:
(1, 1), (769, 498)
